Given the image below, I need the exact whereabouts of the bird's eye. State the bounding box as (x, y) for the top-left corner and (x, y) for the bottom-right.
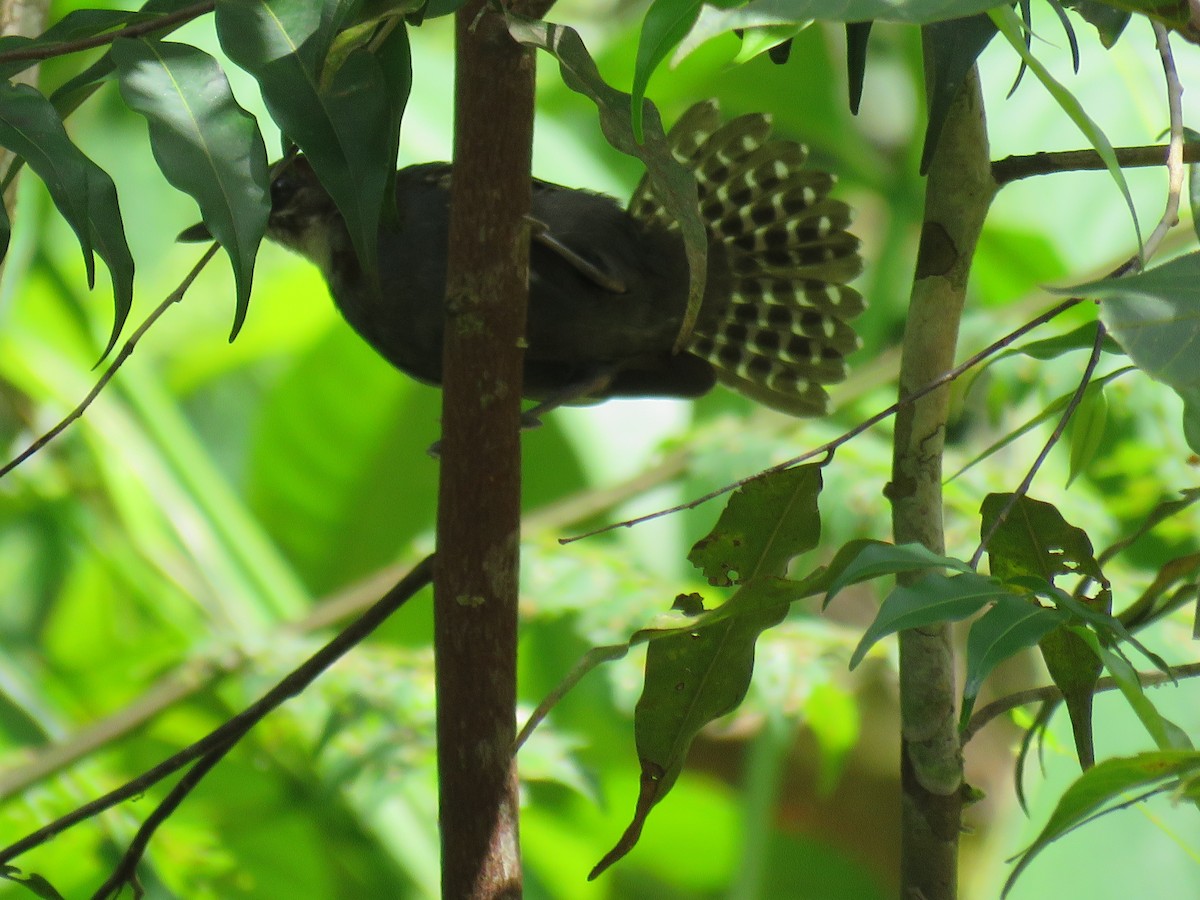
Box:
(270, 173), (296, 210)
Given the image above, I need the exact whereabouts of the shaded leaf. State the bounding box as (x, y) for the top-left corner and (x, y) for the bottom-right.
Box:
(113, 37), (269, 340)
(594, 575), (802, 878)
(217, 0), (403, 281)
(687, 465), (821, 585)
(980, 493), (1109, 596)
(1065, 381), (1106, 487)
(1065, 0), (1130, 46)
(1003, 750), (1200, 896)
(1038, 624), (1101, 768)
(1011, 320), (1123, 361)
(922, 14), (998, 173)
(1, 867), (65, 900)
(824, 540), (973, 605)
(845, 21), (872, 114)
(962, 595), (1065, 726)
(1072, 251), (1200, 453)
(0, 81), (134, 356)
(850, 572), (1014, 668)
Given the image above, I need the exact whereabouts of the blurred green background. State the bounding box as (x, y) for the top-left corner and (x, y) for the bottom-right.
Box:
(0, 1), (1198, 897)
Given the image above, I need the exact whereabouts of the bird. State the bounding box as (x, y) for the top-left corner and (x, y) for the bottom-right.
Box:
(210, 101), (864, 418)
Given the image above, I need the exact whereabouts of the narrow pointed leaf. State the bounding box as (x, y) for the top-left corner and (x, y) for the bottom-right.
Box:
(0, 81), (136, 355)
(850, 572), (1013, 668)
(1003, 751), (1200, 896)
(114, 37), (269, 340)
(216, 0), (401, 281)
(962, 596), (1064, 727)
(631, 0), (702, 142)
(824, 540), (973, 604)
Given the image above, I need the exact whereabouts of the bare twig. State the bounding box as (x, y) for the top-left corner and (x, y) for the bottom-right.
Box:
(962, 662), (1200, 744)
(0, 244), (219, 479)
(992, 142), (1200, 186)
(1143, 24), (1186, 262)
(0, 1), (214, 68)
(562, 296), (1084, 544)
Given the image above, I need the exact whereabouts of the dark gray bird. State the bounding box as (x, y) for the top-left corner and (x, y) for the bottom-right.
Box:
(215, 102), (865, 416)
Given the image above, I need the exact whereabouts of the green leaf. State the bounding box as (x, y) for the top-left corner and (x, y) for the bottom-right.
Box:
(1038, 624), (1102, 768)
(506, 15), (708, 350)
(921, 15), (998, 173)
(824, 541), (973, 605)
(1070, 251), (1200, 453)
(687, 465), (821, 585)
(1009, 320), (1124, 361)
(216, 0), (405, 281)
(0, 81), (134, 356)
(1003, 751), (1200, 896)
(631, 0), (703, 143)
(730, 21), (809, 65)
(845, 21), (872, 114)
(1, 866), (66, 900)
(1065, 381), (1106, 487)
(980, 493), (1109, 595)
(593, 574), (799, 878)
(113, 37), (270, 341)
(850, 572), (1014, 669)
(1099, 646), (1192, 752)
(1065, 0), (1130, 46)
(989, 5), (1141, 252)
(962, 595), (1065, 726)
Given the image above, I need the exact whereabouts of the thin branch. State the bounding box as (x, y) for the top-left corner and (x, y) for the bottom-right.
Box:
(0, 555), (434, 867)
(962, 661), (1200, 744)
(1143, 24), (1186, 262)
(562, 295), (1084, 544)
(0, 243), (219, 479)
(90, 738), (234, 900)
(970, 319), (1108, 569)
(992, 142), (1200, 186)
(0, 1), (214, 68)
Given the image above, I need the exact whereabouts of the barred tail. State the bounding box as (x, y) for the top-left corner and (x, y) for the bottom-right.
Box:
(628, 100), (865, 417)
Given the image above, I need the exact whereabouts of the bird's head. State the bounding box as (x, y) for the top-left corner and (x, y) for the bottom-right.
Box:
(177, 157), (342, 272)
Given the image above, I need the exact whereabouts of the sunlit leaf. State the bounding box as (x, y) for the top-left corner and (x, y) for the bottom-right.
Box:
(1003, 751), (1200, 895)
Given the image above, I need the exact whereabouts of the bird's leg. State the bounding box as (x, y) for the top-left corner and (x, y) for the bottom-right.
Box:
(526, 216), (628, 294)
